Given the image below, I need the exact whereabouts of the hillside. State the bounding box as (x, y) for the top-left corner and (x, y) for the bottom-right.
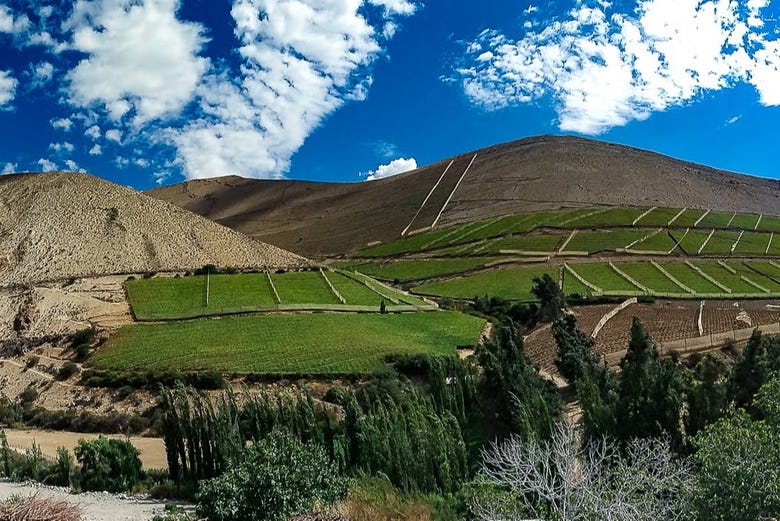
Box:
(149, 135), (780, 257)
(0, 172), (307, 286)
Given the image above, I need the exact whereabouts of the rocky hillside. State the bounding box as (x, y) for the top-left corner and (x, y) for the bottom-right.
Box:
(149, 135), (780, 256)
(0, 172), (307, 286)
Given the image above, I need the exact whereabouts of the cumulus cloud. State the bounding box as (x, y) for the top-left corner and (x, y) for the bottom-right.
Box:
(88, 144), (102, 155)
(105, 129), (122, 142)
(369, 0), (418, 16)
(49, 141), (75, 153)
(0, 5), (28, 35)
(456, 0), (780, 134)
(1, 162), (16, 175)
(51, 117), (73, 131)
(84, 125), (101, 139)
(64, 0), (209, 124)
(363, 156), (417, 180)
(0, 70), (17, 108)
(37, 158), (58, 172)
(167, 0), (415, 179)
(31, 62), (55, 87)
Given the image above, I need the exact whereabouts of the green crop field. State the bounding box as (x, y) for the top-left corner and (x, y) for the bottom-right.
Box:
(94, 312), (486, 375)
(658, 262), (723, 294)
(672, 209), (708, 227)
(569, 207), (645, 228)
(271, 271), (339, 305)
(730, 213), (761, 230)
(699, 231), (740, 255)
(734, 232), (772, 255)
(757, 216), (780, 233)
(747, 261), (780, 278)
(350, 258), (502, 282)
(570, 263), (641, 293)
(477, 234), (565, 254)
(629, 231), (677, 252)
(411, 267), (558, 301)
(326, 272), (385, 306)
(727, 262), (780, 293)
(696, 211), (734, 228)
(634, 208), (684, 227)
(616, 262), (688, 294)
(672, 230), (710, 255)
(563, 230), (648, 253)
(693, 262), (757, 294)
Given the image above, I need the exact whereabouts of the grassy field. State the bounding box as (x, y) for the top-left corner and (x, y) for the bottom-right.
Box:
(569, 263), (642, 293)
(658, 262), (723, 294)
(629, 231), (677, 252)
(730, 213), (761, 230)
(672, 209), (708, 227)
(349, 258), (502, 282)
(700, 231), (741, 255)
(94, 312), (486, 375)
(694, 262), (757, 293)
(126, 271), (426, 320)
(569, 208), (646, 228)
(476, 234), (565, 254)
(563, 230), (648, 253)
(696, 211), (734, 228)
(734, 232), (772, 255)
(635, 208), (686, 227)
(616, 262), (688, 294)
(412, 267), (558, 301)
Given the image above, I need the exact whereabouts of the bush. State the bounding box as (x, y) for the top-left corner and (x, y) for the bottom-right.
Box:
(0, 496), (82, 521)
(74, 436), (143, 492)
(58, 362), (79, 381)
(50, 446), (75, 487)
(19, 386), (38, 405)
(25, 355), (39, 368)
(70, 328), (96, 348)
(196, 430), (347, 521)
(74, 344), (92, 361)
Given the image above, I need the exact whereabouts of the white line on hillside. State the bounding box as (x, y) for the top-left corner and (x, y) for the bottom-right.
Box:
(742, 275), (770, 293)
(767, 233), (774, 255)
(668, 228), (688, 254)
(401, 159), (454, 237)
(726, 212), (737, 227)
(668, 208), (687, 226)
(558, 230), (578, 253)
(651, 260), (695, 294)
(731, 231), (744, 254)
(560, 207), (609, 226)
(632, 207), (656, 226)
(694, 209), (711, 227)
(697, 229), (715, 255)
(609, 261), (651, 293)
(320, 268), (346, 304)
(266, 271), (281, 304)
(626, 228), (661, 250)
(755, 214), (763, 230)
(431, 153), (478, 229)
(686, 261), (731, 293)
(718, 260), (737, 274)
(698, 301), (704, 336)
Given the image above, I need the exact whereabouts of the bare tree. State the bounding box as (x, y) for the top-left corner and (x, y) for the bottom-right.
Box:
(472, 423), (691, 521)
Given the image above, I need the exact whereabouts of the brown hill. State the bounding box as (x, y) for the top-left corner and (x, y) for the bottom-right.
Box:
(148, 135), (780, 257)
(0, 172), (307, 286)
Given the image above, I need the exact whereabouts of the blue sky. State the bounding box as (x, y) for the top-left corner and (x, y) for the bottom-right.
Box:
(0, 0), (779, 190)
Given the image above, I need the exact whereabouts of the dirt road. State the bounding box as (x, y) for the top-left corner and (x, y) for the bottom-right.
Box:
(0, 481), (193, 521)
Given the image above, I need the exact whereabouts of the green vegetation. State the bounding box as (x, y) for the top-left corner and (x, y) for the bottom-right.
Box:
(412, 267), (558, 301)
(569, 263), (641, 293)
(475, 233), (565, 254)
(272, 271), (339, 305)
(563, 230), (647, 253)
(636, 207), (687, 226)
(701, 231), (741, 254)
(616, 261), (687, 294)
(696, 211), (734, 228)
(350, 257), (503, 282)
(673, 230), (711, 254)
(628, 230), (677, 252)
(673, 208), (708, 227)
(729, 212), (761, 230)
(94, 312), (486, 375)
(658, 262), (723, 294)
(734, 232), (772, 255)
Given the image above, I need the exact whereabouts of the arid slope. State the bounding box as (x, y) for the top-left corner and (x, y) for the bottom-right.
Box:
(149, 135), (780, 256)
(0, 172), (307, 286)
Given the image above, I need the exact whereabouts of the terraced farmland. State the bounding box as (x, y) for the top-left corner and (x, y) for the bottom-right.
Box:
(412, 267), (558, 301)
(95, 312), (487, 375)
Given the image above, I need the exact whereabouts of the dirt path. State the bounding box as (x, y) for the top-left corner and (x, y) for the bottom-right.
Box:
(0, 481), (193, 521)
(3, 429), (167, 470)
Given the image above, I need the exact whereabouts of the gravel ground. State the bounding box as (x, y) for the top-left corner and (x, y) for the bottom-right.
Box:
(0, 481), (194, 521)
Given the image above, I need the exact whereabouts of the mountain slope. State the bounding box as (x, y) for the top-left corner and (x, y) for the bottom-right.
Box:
(0, 172), (307, 286)
(148, 135), (780, 257)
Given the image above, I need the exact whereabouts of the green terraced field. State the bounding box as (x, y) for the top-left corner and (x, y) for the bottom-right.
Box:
(757, 216), (780, 233)
(568, 263), (641, 293)
(616, 262), (688, 294)
(673, 230), (711, 255)
(634, 208), (686, 227)
(658, 262), (723, 294)
(563, 230), (648, 253)
(327, 272), (386, 306)
(94, 312), (486, 375)
(696, 211), (735, 228)
(673, 209), (709, 227)
(726, 262), (780, 293)
(627, 230), (677, 252)
(349, 258), (501, 282)
(694, 262), (758, 294)
(272, 271), (339, 305)
(730, 213), (761, 230)
(748, 261), (780, 278)
(700, 231), (741, 255)
(476, 234), (565, 254)
(734, 232), (773, 255)
(569, 207), (646, 228)
(411, 267), (558, 301)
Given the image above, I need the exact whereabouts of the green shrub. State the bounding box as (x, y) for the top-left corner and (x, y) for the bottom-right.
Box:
(196, 430), (347, 521)
(25, 356), (39, 369)
(75, 344), (92, 361)
(58, 362), (79, 381)
(19, 386), (38, 405)
(74, 436), (143, 492)
(50, 446), (74, 487)
(70, 328), (96, 348)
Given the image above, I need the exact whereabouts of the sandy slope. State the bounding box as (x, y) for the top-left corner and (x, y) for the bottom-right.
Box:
(0, 172), (308, 287)
(149, 135), (780, 256)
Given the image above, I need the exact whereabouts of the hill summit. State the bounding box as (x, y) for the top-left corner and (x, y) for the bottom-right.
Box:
(149, 135), (780, 256)
(0, 172), (307, 286)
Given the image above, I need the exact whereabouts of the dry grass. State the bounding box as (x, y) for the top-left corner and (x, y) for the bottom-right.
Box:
(0, 495), (82, 521)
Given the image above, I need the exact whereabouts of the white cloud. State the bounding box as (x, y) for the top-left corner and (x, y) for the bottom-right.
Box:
(1, 162), (16, 175)
(0, 70), (17, 108)
(105, 129), (122, 143)
(84, 125), (101, 139)
(49, 141), (75, 153)
(363, 156), (417, 181)
(64, 159), (83, 172)
(51, 117), (73, 131)
(88, 144), (103, 155)
(37, 158), (58, 172)
(456, 0), (780, 134)
(0, 5), (28, 35)
(727, 114), (742, 125)
(64, 0), (209, 124)
(31, 61), (55, 87)
(168, 0), (415, 180)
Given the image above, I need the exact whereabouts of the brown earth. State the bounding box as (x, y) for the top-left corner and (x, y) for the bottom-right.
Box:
(0, 171), (308, 287)
(148, 135), (780, 257)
